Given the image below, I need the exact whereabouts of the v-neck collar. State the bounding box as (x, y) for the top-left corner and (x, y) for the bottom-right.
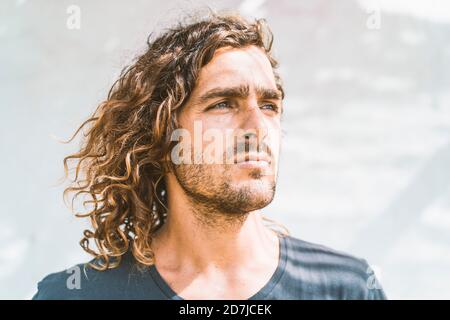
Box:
(149, 233), (288, 300)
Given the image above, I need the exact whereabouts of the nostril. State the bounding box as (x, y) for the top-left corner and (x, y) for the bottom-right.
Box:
(243, 132), (257, 140)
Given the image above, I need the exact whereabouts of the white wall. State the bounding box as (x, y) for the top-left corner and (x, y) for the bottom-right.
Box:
(1, 0), (449, 299)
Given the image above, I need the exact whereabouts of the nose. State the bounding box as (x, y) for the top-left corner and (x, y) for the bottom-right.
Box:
(235, 101), (271, 158)
(239, 101), (269, 142)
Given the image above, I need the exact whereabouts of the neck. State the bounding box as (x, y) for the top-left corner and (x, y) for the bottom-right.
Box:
(151, 176), (279, 273)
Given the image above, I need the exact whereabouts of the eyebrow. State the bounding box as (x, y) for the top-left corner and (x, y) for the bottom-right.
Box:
(196, 84), (283, 105)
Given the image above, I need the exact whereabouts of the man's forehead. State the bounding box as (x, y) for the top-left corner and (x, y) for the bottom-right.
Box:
(195, 49), (277, 91)
(202, 46), (272, 74)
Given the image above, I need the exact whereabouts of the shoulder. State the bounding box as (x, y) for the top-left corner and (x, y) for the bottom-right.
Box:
(284, 235), (370, 273)
(32, 253), (146, 300)
(32, 261), (93, 300)
(282, 235), (387, 299)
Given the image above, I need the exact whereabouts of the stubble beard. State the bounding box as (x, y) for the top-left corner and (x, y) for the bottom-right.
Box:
(172, 163), (276, 231)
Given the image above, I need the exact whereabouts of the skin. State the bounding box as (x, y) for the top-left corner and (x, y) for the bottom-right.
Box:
(151, 45), (284, 299)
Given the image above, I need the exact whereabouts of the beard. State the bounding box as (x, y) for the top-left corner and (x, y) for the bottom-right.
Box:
(172, 162), (277, 229)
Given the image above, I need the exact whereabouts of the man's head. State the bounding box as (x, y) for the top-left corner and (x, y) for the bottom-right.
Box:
(170, 45), (283, 224)
(63, 11), (284, 269)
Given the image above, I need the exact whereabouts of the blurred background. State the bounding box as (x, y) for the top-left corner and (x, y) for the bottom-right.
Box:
(1, 0), (449, 299)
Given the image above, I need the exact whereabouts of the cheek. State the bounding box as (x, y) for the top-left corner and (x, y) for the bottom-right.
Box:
(267, 122), (281, 150)
(203, 115), (236, 130)
(200, 118), (239, 155)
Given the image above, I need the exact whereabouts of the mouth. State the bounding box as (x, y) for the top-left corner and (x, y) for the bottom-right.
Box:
(234, 153), (271, 166)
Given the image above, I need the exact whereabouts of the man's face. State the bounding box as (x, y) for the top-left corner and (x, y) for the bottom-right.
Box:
(172, 45), (283, 215)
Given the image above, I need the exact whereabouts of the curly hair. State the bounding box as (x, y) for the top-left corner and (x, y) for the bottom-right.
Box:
(62, 10), (287, 270)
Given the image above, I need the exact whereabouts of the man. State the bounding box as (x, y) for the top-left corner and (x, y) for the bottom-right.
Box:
(33, 11), (387, 300)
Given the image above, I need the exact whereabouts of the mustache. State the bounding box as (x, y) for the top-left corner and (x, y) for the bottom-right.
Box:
(226, 140), (273, 160)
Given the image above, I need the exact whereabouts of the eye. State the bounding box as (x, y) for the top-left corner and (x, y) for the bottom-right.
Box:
(261, 103), (279, 112)
(208, 101), (233, 110)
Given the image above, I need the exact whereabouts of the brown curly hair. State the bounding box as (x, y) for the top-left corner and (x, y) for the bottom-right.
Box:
(62, 10), (286, 270)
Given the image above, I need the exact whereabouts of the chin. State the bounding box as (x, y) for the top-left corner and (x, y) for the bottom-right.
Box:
(234, 180), (276, 206)
(242, 195), (275, 212)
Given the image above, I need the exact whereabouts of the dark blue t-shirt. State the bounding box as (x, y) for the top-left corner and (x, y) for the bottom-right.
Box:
(32, 234), (387, 300)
